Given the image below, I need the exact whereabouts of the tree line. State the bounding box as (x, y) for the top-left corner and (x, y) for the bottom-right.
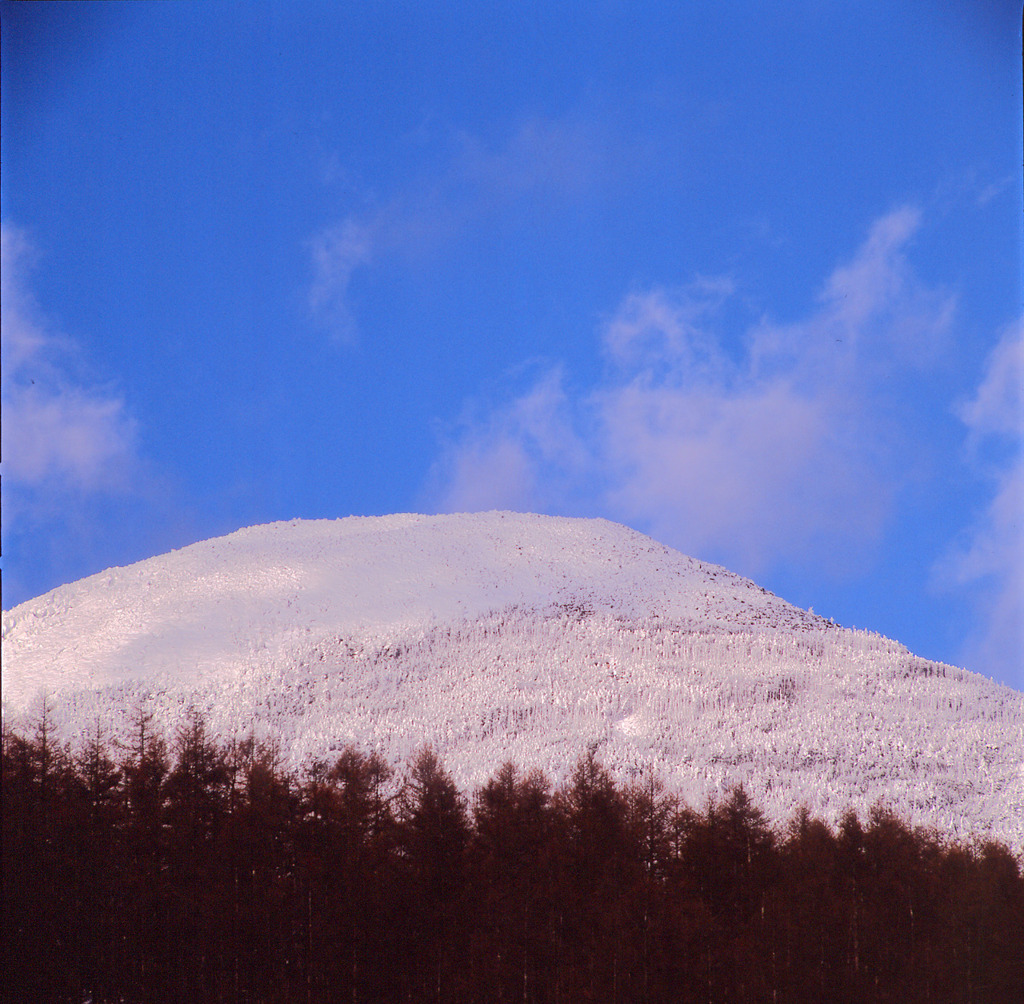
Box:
(3, 707), (1023, 1003)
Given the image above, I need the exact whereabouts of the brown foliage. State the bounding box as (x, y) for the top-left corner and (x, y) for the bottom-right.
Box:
(3, 714), (1023, 1003)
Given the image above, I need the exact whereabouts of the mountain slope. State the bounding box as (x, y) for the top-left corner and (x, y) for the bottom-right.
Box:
(3, 512), (1022, 851)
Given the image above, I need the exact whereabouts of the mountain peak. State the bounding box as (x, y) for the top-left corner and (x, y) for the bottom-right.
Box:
(3, 513), (1022, 853)
(1, 513), (821, 708)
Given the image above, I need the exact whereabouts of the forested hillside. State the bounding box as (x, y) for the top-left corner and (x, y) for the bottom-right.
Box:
(4, 711), (1022, 1004)
(7, 516), (1023, 856)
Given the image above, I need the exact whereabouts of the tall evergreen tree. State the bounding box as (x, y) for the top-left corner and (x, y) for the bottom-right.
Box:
(397, 747), (471, 1003)
(471, 762), (555, 1002)
(121, 700), (171, 1001)
(551, 751), (638, 1001)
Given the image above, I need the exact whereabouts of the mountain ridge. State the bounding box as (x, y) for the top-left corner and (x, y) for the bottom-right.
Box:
(3, 512), (1022, 853)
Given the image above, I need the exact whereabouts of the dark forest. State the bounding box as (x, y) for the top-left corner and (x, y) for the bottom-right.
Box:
(4, 707), (1022, 1003)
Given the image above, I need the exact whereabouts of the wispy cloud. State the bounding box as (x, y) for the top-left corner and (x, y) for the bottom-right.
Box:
(1, 224), (137, 513)
(937, 319), (1024, 682)
(428, 366), (589, 515)
(956, 320), (1022, 439)
(427, 207), (956, 579)
(454, 116), (604, 202)
(602, 278), (735, 376)
(307, 217), (376, 343)
(307, 115), (609, 342)
(750, 206), (955, 388)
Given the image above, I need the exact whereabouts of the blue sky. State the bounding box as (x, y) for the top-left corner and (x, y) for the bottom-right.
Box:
(2, 1), (1021, 688)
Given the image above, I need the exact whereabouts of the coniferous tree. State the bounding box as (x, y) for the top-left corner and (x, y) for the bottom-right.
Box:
(470, 762), (555, 1002)
(397, 747), (471, 1003)
(2, 700), (81, 999)
(121, 701), (171, 1002)
(328, 746), (399, 1002)
(836, 807), (867, 996)
(625, 773), (684, 1003)
(163, 710), (231, 997)
(551, 751), (637, 1000)
(239, 738), (296, 1002)
(677, 786), (777, 1003)
(2, 717), (1023, 1004)
(779, 807), (844, 1000)
(69, 720), (123, 1000)
(963, 840), (1024, 1001)
(2, 721), (50, 997)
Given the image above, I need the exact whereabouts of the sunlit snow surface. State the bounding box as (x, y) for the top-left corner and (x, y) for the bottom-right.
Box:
(3, 513), (1023, 852)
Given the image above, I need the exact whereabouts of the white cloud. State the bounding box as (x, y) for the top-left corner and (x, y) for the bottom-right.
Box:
(596, 377), (886, 573)
(819, 206), (922, 335)
(750, 205), (955, 385)
(307, 217), (376, 343)
(429, 207), (948, 577)
(434, 437), (542, 515)
(454, 116), (604, 202)
(957, 318), (1023, 439)
(428, 367), (589, 515)
(602, 279), (734, 375)
(1, 224), (137, 501)
(939, 320), (1024, 682)
(309, 115), (608, 343)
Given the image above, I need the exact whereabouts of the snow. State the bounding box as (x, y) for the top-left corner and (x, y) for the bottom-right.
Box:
(3, 512), (1023, 853)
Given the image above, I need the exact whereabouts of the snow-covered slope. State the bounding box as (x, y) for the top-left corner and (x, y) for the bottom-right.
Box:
(4, 513), (1023, 851)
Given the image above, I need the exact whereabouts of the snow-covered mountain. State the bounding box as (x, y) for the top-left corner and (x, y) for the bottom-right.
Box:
(3, 512), (1022, 852)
